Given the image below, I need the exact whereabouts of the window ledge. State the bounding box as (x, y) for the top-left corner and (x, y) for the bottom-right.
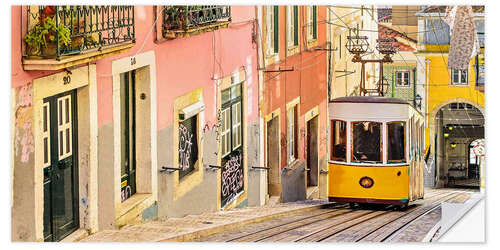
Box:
(449, 84), (470, 87)
(163, 21), (231, 40)
(22, 42), (135, 71)
(287, 45), (300, 57)
(264, 53), (280, 67)
(306, 39), (318, 49)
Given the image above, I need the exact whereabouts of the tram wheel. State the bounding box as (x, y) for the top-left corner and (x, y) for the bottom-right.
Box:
(349, 202), (356, 209)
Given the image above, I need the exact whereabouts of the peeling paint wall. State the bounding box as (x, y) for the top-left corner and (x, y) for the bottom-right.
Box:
(12, 83), (36, 241)
(14, 83), (34, 163)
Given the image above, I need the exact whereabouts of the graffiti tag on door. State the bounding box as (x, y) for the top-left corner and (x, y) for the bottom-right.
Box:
(221, 154), (244, 203)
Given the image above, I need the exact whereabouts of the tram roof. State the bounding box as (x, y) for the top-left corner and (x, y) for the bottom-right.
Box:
(329, 96), (409, 105)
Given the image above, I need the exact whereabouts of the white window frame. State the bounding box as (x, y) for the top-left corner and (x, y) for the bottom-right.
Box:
(57, 95), (72, 160)
(231, 102), (242, 150)
(450, 69), (468, 85)
(286, 6), (297, 47)
(395, 71), (410, 87)
(42, 102), (51, 168)
(265, 6), (276, 57)
(221, 107), (231, 157)
(287, 105), (297, 164)
(307, 6), (314, 41)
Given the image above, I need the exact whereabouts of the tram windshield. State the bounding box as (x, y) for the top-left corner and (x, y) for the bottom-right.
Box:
(388, 122), (406, 163)
(352, 121), (382, 163)
(331, 120), (347, 161)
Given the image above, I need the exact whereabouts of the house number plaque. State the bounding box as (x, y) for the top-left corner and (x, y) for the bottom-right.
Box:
(63, 75), (71, 85)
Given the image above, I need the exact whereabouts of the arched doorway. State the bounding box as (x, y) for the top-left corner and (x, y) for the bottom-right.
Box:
(429, 100), (484, 189)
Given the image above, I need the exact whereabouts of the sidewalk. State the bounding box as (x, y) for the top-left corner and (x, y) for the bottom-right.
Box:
(80, 199), (332, 242)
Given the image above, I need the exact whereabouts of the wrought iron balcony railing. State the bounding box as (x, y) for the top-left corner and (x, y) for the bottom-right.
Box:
(24, 6), (135, 59)
(162, 6), (231, 39)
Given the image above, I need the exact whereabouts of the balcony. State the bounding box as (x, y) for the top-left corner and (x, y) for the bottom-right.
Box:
(162, 6), (231, 40)
(22, 6), (135, 70)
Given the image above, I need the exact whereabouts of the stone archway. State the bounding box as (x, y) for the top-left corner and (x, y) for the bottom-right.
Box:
(428, 98), (484, 188)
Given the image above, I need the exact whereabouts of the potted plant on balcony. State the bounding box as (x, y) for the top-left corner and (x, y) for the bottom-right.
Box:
(164, 6), (188, 30)
(24, 16), (71, 57)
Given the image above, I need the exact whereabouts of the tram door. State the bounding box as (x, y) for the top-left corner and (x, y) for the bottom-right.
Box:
(43, 90), (79, 241)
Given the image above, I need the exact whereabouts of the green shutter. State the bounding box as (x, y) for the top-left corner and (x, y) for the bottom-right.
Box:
(274, 6), (279, 53)
(313, 6), (317, 39)
(293, 6), (298, 45)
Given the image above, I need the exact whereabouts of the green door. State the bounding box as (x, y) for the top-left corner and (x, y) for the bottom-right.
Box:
(220, 84), (244, 208)
(42, 90), (79, 242)
(120, 70), (137, 202)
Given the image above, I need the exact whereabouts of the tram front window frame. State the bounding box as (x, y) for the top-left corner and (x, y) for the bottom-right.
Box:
(351, 121), (382, 164)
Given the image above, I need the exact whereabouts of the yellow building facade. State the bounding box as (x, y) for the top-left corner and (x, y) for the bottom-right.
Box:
(415, 7), (484, 188)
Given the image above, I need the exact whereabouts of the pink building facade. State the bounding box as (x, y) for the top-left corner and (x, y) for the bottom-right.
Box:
(11, 5), (262, 241)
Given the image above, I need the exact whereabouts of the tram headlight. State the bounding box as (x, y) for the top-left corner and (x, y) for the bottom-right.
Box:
(359, 176), (374, 188)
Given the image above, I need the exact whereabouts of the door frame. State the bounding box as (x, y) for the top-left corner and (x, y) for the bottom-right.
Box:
(31, 65), (98, 241)
(111, 51), (158, 224)
(215, 70), (248, 210)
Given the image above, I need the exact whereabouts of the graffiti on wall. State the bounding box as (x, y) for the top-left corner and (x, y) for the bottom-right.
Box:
(14, 84), (34, 163)
(121, 185), (132, 202)
(221, 153), (244, 204)
(179, 123), (194, 171)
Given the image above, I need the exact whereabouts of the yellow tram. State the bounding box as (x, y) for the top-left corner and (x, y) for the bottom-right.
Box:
(328, 96), (425, 207)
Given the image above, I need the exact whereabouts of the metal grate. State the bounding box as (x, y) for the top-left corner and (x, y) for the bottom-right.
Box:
(24, 5), (135, 59)
(162, 6), (231, 36)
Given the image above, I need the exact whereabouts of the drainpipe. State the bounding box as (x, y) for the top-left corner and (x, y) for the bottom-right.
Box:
(413, 68), (417, 107)
(255, 6), (266, 206)
(425, 59), (431, 129)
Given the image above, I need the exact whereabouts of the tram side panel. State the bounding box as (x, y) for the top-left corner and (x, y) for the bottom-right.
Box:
(328, 163), (410, 205)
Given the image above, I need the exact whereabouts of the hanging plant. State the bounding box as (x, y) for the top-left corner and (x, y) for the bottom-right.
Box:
(24, 16), (71, 57)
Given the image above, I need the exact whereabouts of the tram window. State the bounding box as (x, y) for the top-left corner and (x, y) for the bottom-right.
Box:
(331, 120), (347, 161)
(352, 121), (382, 163)
(388, 122), (406, 163)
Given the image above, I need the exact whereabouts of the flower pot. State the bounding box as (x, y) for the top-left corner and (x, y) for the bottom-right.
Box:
(40, 42), (58, 57)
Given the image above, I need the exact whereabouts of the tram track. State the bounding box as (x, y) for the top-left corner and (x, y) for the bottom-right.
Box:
(298, 191), (461, 242)
(194, 189), (468, 242)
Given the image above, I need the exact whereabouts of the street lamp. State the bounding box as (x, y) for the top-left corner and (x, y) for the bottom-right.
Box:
(414, 94), (422, 110)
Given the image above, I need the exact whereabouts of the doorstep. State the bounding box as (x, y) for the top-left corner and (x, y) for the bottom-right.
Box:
(115, 193), (154, 227)
(60, 228), (89, 242)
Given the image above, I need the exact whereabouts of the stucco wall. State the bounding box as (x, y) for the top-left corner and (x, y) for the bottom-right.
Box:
(12, 5), (261, 240)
